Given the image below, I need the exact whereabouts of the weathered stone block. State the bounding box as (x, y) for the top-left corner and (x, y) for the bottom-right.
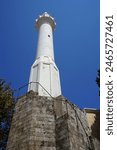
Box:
(7, 91), (100, 150)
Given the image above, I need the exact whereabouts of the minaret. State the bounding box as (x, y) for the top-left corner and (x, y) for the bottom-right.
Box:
(28, 12), (61, 97)
(7, 12), (100, 150)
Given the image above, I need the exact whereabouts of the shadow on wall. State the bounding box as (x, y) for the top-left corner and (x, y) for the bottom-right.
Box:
(84, 108), (100, 150)
(91, 111), (100, 140)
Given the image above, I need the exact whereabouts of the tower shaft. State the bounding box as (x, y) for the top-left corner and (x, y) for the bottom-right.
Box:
(28, 12), (61, 97)
(36, 21), (54, 60)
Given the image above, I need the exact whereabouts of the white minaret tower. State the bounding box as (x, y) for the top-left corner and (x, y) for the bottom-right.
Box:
(28, 12), (61, 97)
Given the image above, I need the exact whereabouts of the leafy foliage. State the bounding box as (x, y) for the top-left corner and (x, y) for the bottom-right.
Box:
(0, 79), (15, 149)
(96, 69), (100, 95)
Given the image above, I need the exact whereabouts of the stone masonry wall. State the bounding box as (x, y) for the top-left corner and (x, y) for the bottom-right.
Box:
(7, 91), (100, 150)
(85, 109), (100, 150)
(54, 96), (94, 150)
(7, 92), (56, 150)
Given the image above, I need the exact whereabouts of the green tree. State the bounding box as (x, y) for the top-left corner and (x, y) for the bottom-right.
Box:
(0, 79), (15, 149)
(96, 69), (100, 95)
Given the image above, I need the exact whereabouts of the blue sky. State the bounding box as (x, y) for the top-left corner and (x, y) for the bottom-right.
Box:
(0, 0), (100, 109)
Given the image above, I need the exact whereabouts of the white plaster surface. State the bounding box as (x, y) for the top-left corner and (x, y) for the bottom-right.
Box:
(28, 12), (61, 97)
(36, 23), (54, 60)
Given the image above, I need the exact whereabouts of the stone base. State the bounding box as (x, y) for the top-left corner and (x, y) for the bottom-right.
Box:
(7, 91), (100, 150)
